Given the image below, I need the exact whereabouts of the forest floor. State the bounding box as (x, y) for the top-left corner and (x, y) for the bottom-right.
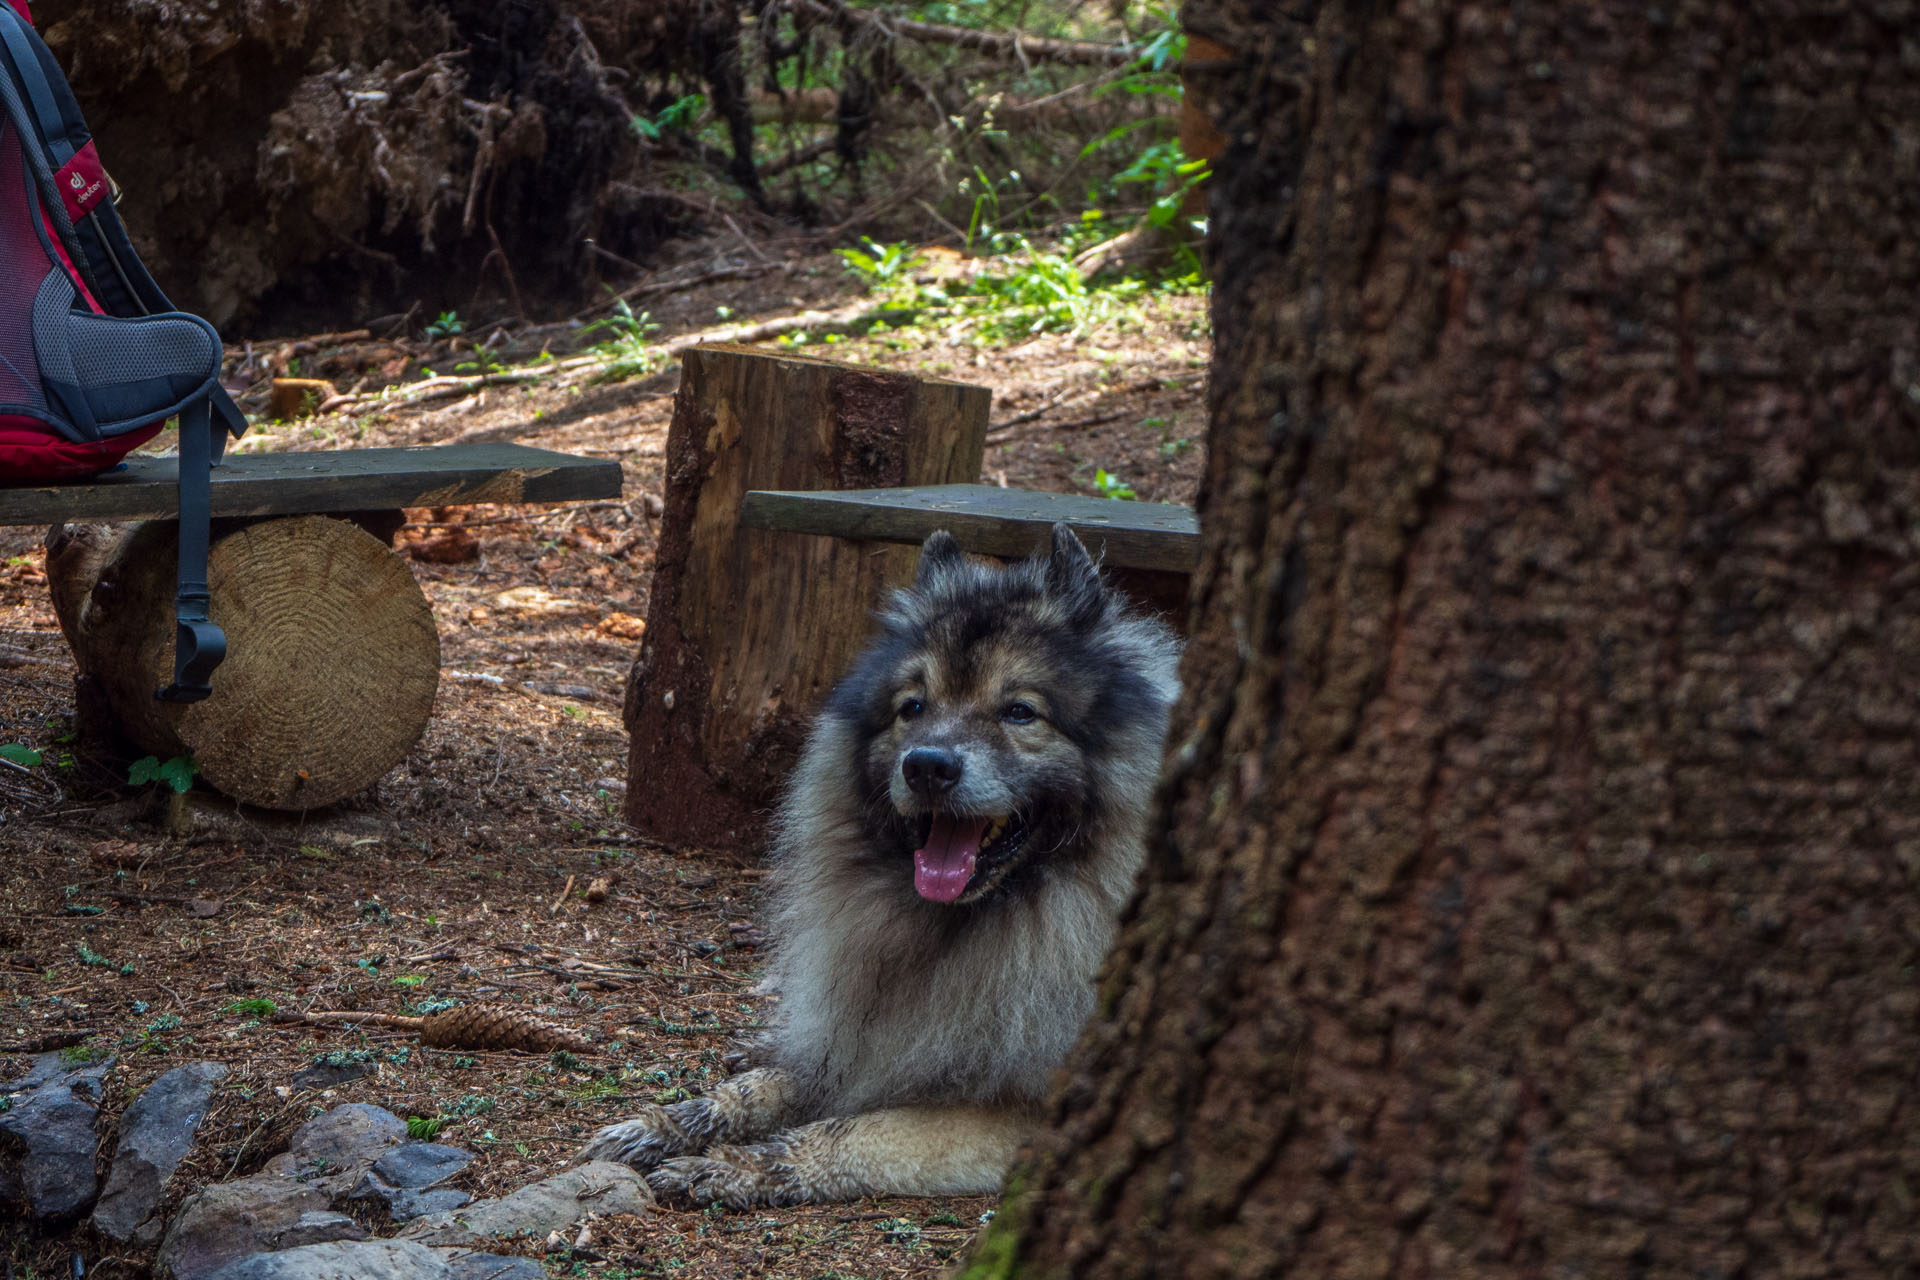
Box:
(0, 233), (1208, 1279)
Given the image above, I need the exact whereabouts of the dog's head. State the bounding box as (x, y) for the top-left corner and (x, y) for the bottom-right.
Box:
(823, 523), (1177, 906)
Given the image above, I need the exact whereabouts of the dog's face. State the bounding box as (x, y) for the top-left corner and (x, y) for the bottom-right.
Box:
(823, 524), (1167, 906)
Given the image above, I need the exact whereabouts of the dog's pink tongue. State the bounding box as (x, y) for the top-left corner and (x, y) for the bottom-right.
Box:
(914, 814), (990, 902)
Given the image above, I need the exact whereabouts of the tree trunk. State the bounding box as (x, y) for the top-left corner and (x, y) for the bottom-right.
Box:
(46, 515), (440, 810)
(973, 1), (1920, 1276)
(623, 344), (988, 850)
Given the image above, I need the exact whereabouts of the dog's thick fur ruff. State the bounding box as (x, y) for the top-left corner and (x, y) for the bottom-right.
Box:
(578, 525), (1180, 1206)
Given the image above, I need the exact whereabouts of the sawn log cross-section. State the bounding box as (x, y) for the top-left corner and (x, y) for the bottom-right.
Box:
(1, 443), (622, 810)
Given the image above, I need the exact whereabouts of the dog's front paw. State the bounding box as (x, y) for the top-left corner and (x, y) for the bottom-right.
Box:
(577, 1103), (699, 1171)
(647, 1141), (806, 1209)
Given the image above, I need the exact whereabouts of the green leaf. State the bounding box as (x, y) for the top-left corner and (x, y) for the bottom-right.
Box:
(127, 756), (162, 786)
(164, 757), (198, 793)
(0, 744), (42, 767)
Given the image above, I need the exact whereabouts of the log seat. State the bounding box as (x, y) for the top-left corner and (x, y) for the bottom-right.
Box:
(3, 442), (622, 810)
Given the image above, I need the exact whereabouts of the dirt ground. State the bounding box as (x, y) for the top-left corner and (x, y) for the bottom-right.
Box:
(0, 239), (1208, 1278)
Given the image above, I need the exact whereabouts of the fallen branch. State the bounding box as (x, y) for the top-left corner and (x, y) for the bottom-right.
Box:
(0, 645), (61, 670)
(311, 299), (912, 419)
(274, 1004), (593, 1055)
(0, 1030), (93, 1054)
(789, 0), (1139, 66)
(664, 297), (905, 352)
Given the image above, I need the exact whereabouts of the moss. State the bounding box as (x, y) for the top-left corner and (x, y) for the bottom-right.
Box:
(954, 1172), (1034, 1280)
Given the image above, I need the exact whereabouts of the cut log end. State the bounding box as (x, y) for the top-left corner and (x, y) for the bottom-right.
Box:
(48, 514), (441, 810)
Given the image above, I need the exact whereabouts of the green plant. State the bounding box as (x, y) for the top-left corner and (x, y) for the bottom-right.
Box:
(76, 942), (133, 975)
(838, 237), (923, 289)
(584, 300), (665, 381)
(630, 93), (705, 141)
(128, 754), (197, 793)
(423, 310), (464, 339)
(392, 974), (428, 988)
(0, 743), (42, 767)
(452, 349), (509, 377)
(406, 1115), (444, 1140)
(227, 998), (278, 1018)
(1093, 468), (1138, 500)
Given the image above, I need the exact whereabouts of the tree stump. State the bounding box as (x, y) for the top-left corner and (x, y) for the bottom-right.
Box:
(46, 514), (440, 810)
(624, 343), (990, 850)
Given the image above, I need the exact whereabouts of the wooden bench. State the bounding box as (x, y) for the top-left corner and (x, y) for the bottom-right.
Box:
(3, 442), (621, 810)
(741, 482), (1200, 624)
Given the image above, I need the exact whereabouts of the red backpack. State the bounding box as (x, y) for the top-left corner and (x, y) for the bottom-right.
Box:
(0, 0), (248, 700)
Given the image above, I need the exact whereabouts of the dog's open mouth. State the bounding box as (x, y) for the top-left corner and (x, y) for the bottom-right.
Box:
(912, 812), (1026, 903)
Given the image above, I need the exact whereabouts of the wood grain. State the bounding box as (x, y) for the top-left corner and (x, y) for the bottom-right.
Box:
(46, 515), (440, 810)
(0, 443), (621, 526)
(739, 483), (1200, 572)
(625, 344), (989, 850)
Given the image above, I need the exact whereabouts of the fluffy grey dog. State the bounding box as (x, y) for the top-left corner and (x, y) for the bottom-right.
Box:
(578, 524), (1180, 1206)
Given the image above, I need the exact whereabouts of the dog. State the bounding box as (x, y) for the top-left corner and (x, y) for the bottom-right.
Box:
(577, 523), (1181, 1207)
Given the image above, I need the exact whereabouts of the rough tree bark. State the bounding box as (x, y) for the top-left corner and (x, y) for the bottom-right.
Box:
(972, 1), (1920, 1276)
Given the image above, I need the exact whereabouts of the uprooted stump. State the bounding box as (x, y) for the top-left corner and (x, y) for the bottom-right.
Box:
(46, 514), (440, 810)
(624, 343), (990, 850)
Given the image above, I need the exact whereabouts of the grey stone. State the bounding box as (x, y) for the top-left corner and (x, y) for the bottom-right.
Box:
(288, 1061), (375, 1092)
(157, 1174), (363, 1280)
(374, 1142), (475, 1189)
(4, 1049), (104, 1092)
(262, 1102), (408, 1193)
(0, 1053), (112, 1222)
(440, 1253), (546, 1280)
(347, 1169), (472, 1222)
(397, 1161), (651, 1246)
(93, 1060), (230, 1243)
(203, 1239), (451, 1280)
(392, 1188), (473, 1220)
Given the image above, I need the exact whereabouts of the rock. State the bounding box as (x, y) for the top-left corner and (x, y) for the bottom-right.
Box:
(391, 1188), (474, 1220)
(288, 1061), (375, 1092)
(262, 1102), (408, 1193)
(203, 1239), (450, 1280)
(440, 1254), (545, 1280)
(398, 1162), (651, 1246)
(94, 1060), (230, 1243)
(373, 1142), (474, 1189)
(0, 1051), (110, 1223)
(157, 1175), (363, 1280)
(347, 1169), (472, 1223)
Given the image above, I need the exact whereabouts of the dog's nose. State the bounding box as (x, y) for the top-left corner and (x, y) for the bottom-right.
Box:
(902, 747), (963, 797)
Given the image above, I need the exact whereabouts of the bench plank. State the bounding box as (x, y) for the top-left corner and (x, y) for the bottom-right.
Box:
(740, 483), (1200, 572)
(0, 442), (622, 526)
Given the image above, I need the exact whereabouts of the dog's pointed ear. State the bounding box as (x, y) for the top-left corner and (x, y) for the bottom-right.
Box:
(914, 529), (966, 589)
(1045, 523), (1105, 620)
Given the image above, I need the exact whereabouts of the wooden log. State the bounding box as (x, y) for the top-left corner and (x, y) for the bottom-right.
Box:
(624, 343), (989, 850)
(738, 483), (1201, 572)
(45, 515), (440, 810)
(0, 442), (621, 527)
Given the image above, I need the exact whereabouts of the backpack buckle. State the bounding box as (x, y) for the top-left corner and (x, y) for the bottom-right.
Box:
(156, 612), (226, 704)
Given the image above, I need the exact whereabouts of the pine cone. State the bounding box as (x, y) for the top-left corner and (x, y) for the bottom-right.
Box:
(419, 1004), (593, 1055)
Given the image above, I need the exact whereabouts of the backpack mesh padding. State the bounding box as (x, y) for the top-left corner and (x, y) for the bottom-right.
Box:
(64, 305), (217, 388)
(0, 134), (49, 416)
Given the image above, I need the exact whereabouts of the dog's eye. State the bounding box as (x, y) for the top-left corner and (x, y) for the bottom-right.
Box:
(1003, 701), (1038, 725)
(898, 698), (926, 721)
